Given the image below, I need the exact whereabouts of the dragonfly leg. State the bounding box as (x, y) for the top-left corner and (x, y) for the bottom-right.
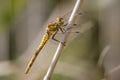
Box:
(61, 42), (66, 46)
(52, 30), (65, 46)
(52, 30), (60, 42)
(64, 23), (78, 27)
(63, 23), (78, 32)
(66, 23), (79, 30)
(59, 25), (66, 33)
(63, 23), (68, 26)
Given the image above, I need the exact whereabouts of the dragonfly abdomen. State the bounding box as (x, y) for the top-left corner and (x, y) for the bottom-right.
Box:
(25, 33), (50, 74)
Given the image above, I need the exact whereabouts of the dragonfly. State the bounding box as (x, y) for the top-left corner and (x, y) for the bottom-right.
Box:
(25, 11), (90, 74)
(25, 16), (67, 74)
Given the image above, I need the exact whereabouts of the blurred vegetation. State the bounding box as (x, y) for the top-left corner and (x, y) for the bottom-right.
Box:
(2, 0), (119, 80)
(0, 74), (17, 80)
(0, 0), (26, 31)
(51, 73), (74, 80)
(39, 73), (74, 80)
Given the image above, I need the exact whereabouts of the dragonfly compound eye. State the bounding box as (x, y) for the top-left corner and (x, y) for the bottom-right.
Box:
(56, 16), (64, 25)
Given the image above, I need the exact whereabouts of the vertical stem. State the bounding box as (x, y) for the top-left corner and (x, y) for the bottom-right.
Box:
(43, 0), (83, 80)
(9, 0), (16, 60)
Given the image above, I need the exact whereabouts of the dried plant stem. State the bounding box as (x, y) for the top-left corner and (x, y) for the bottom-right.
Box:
(97, 45), (111, 67)
(43, 0), (84, 80)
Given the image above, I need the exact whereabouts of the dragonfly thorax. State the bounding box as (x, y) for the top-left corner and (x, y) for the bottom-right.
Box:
(46, 16), (64, 36)
(46, 23), (58, 35)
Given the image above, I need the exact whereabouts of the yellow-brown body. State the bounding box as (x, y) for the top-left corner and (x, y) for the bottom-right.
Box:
(25, 16), (64, 74)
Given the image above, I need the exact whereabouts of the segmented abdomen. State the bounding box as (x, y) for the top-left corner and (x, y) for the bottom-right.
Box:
(25, 33), (50, 74)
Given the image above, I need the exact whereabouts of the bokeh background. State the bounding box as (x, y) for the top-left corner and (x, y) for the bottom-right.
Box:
(0, 0), (120, 80)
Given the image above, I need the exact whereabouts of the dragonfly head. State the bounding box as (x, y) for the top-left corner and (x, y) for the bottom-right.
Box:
(56, 16), (64, 25)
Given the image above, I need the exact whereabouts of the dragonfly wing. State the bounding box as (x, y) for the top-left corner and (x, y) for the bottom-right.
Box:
(52, 12), (93, 44)
(67, 21), (94, 43)
(50, 20), (94, 45)
(62, 10), (88, 26)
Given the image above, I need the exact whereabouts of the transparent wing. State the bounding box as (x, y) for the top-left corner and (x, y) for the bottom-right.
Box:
(50, 12), (93, 44)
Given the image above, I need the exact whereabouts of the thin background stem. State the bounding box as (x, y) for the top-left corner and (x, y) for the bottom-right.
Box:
(43, 0), (84, 80)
